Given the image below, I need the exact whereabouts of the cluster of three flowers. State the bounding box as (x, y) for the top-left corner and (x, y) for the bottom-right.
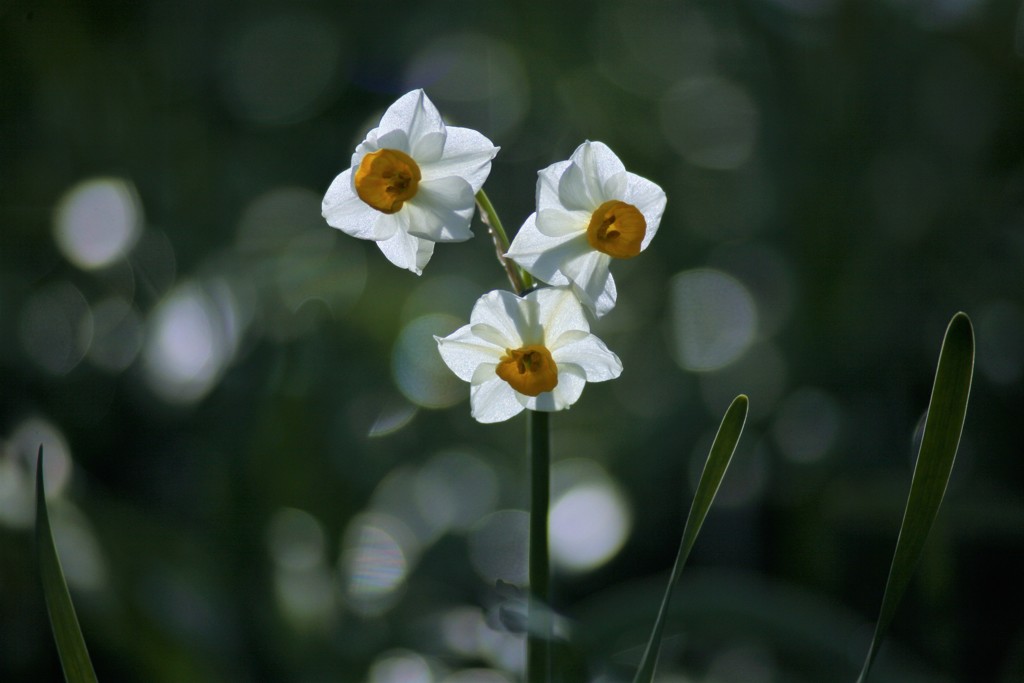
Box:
(322, 90), (666, 423)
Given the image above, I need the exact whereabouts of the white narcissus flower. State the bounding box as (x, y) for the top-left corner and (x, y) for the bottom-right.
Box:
(435, 286), (623, 424)
(505, 141), (666, 317)
(322, 89), (499, 274)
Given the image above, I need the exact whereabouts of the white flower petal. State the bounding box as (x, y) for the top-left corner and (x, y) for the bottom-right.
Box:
(535, 208), (588, 238)
(506, 214), (587, 286)
(413, 235), (435, 273)
(551, 334), (623, 382)
(470, 370), (526, 423)
(549, 328), (590, 348)
(469, 290), (530, 347)
(602, 170), (628, 201)
(536, 160), (572, 210)
(558, 160), (598, 212)
(412, 131), (447, 164)
(532, 287), (590, 343)
(559, 141), (627, 210)
(402, 201), (443, 242)
(435, 327), (504, 382)
(504, 212), (543, 261)
(421, 126), (499, 192)
(522, 364), (587, 412)
(372, 128), (411, 155)
(322, 170), (398, 241)
(406, 177), (476, 242)
(621, 174), (667, 250)
(469, 323), (513, 348)
(351, 142), (370, 168)
(560, 249), (614, 313)
(376, 222), (431, 275)
(552, 364), (590, 408)
(352, 132), (379, 165)
(588, 275), (618, 318)
(578, 141), (627, 184)
(378, 90), (445, 154)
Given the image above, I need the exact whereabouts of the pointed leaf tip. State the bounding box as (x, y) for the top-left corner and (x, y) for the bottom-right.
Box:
(857, 312), (974, 683)
(36, 446), (99, 683)
(632, 394), (748, 683)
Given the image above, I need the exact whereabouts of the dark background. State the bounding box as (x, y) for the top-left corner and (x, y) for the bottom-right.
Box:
(2, 0), (1022, 681)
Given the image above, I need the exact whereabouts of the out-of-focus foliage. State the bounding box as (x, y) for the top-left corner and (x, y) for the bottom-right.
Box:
(1, 0), (1022, 681)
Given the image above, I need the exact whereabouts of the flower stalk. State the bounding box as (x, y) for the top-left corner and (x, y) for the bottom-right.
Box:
(475, 188), (534, 294)
(471, 190), (556, 680)
(527, 409), (551, 683)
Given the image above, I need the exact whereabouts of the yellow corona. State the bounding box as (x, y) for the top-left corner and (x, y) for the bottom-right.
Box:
(496, 344), (558, 396)
(354, 149), (421, 214)
(586, 199), (646, 259)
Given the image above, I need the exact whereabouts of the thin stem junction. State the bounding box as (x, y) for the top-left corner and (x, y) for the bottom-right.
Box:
(475, 188), (534, 294)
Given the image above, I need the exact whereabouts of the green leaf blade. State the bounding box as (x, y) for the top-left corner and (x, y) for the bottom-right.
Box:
(633, 394), (749, 683)
(36, 446), (99, 683)
(857, 312), (975, 682)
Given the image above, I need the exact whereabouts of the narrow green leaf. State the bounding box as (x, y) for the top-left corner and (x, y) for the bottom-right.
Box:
(857, 312), (974, 683)
(36, 446), (99, 683)
(632, 394), (749, 683)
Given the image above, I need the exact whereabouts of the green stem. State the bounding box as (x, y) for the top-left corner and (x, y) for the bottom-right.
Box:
(475, 188), (534, 294)
(476, 189), (547, 680)
(527, 409), (551, 683)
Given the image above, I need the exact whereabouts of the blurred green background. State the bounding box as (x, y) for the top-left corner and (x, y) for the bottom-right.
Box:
(2, 0), (1023, 681)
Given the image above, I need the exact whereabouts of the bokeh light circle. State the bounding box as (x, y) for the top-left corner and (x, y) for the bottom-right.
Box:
(18, 281), (93, 376)
(550, 484), (631, 573)
(50, 504), (108, 592)
(142, 280), (242, 404)
(369, 650), (434, 683)
(341, 512), (413, 617)
(238, 186), (367, 340)
(267, 507), (326, 571)
(977, 300), (1024, 385)
(1, 417), (73, 529)
(549, 459), (632, 573)
(669, 268), (758, 372)
(442, 670), (512, 683)
(772, 387), (842, 464)
(660, 77), (759, 170)
(414, 450), (499, 534)
(392, 314), (467, 409)
(221, 11), (346, 125)
(467, 510), (529, 584)
(54, 177), (142, 270)
(87, 297), (143, 373)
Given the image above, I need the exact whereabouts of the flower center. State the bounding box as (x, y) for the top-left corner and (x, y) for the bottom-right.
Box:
(496, 344), (558, 396)
(586, 200), (646, 258)
(354, 148), (421, 214)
